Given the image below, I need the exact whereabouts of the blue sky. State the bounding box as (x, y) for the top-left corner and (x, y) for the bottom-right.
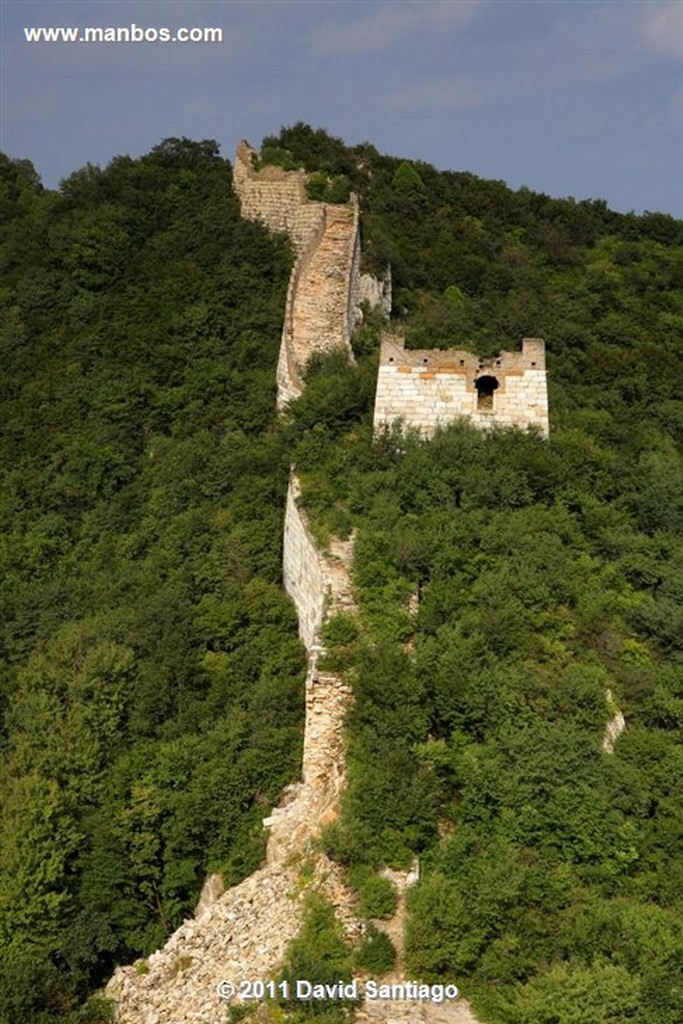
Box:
(1, 0), (682, 216)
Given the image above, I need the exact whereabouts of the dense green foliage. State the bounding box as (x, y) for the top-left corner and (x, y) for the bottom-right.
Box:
(348, 867), (397, 920)
(352, 924), (396, 975)
(264, 123), (683, 405)
(2, 124), (681, 1024)
(277, 895), (355, 1023)
(290, 356), (682, 1022)
(257, 127), (353, 205)
(267, 126), (682, 1024)
(0, 141), (302, 1020)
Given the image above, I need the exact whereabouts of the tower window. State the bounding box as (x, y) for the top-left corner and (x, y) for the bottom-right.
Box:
(475, 375), (499, 411)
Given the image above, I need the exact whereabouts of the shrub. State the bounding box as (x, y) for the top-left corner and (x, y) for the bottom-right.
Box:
(80, 999), (116, 1024)
(277, 895), (354, 1020)
(349, 867), (398, 919)
(305, 173), (352, 204)
(305, 173), (329, 202)
(323, 614), (359, 647)
(326, 176), (352, 204)
(353, 924), (396, 974)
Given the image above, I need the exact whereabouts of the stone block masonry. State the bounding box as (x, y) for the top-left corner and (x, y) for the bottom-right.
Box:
(233, 141), (360, 407)
(106, 477), (357, 1022)
(232, 141), (323, 256)
(374, 334), (549, 437)
(280, 477), (354, 799)
(106, 141), (483, 1024)
(282, 477), (326, 651)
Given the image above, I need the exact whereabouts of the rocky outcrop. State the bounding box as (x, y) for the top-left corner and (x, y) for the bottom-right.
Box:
(603, 687), (626, 754)
(358, 269), (392, 321)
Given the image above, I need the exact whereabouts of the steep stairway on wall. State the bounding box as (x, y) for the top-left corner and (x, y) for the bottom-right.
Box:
(232, 140), (359, 408)
(290, 204), (357, 371)
(106, 144), (482, 1024)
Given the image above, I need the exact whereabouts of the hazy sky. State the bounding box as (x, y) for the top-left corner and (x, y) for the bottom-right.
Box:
(1, 0), (682, 216)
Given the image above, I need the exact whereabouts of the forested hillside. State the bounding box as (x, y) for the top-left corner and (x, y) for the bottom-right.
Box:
(0, 142), (301, 1021)
(263, 126), (682, 1024)
(0, 127), (681, 1024)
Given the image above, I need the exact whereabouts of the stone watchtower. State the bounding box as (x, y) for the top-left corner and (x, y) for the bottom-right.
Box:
(373, 335), (549, 437)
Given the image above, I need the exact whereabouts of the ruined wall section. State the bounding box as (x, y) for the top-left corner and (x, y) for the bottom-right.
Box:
(107, 477), (356, 1022)
(276, 212), (329, 406)
(282, 477), (326, 651)
(107, 148), (360, 1024)
(374, 335), (549, 436)
(233, 140), (323, 254)
(281, 476), (355, 795)
(347, 207), (362, 331)
(233, 140), (359, 408)
(107, 145), (484, 1024)
(265, 476), (354, 863)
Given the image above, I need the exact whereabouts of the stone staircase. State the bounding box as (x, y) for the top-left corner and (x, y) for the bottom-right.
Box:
(105, 145), (483, 1024)
(290, 204), (358, 372)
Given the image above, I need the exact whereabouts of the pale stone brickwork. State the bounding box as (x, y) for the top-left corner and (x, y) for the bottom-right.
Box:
(282, 478), (326, 651)
(279, 476), (355, 802)
(233, 141), (359, 407)
(233, 140), (324, 256)
(107, 478), (358, 1022)
(374, 334), (549, 437)
(107, 145), (483, 1024)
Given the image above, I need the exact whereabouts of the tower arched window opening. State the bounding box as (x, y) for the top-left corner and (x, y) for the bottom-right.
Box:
(475, 375), (499, 411)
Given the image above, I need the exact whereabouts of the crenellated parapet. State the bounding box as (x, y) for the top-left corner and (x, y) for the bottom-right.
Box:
(374, 334), (549, 437)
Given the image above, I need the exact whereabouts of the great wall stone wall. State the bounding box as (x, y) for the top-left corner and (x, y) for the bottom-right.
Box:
(374, 335), (549, 437)
(106, 475), (359, 1022)
(233, 141), (360, 407)
(105, 142), (483, 1024)
(264, 476), (355, 864)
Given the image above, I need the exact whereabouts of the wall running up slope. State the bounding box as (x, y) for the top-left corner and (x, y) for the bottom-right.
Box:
(106, 143), (360, 1024)
(107, 143), (482, 1024)
(107, 476), (357, 1023)
(233, 140), (360, 407)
